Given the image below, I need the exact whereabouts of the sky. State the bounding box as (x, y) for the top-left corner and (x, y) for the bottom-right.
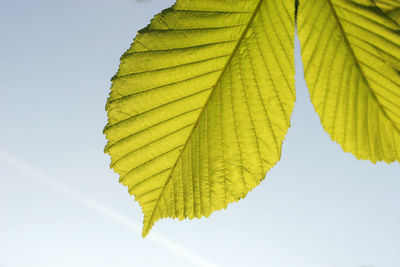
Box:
(0, 0), (399, 267)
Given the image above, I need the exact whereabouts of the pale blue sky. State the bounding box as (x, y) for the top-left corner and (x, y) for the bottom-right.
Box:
(0, 0), (399, 266)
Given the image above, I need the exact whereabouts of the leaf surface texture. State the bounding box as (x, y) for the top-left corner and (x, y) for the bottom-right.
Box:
(104, 0), (295, 236)
(374, 0), (400, 24)
(298, 0), (400, 162)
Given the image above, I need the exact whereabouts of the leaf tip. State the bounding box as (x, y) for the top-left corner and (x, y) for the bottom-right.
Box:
(141, 213), (156, 238)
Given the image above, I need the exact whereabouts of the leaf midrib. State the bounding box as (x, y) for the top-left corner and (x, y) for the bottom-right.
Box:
(142, 0), (265, 236)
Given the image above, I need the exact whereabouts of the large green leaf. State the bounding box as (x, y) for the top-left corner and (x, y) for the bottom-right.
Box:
(104, 0), (295, 237)
(297, 0), (400, 163)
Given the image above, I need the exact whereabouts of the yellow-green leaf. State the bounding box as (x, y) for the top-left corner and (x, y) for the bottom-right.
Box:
(104, 0), (295, 237)
(374, 0), (399, 11)
(388, 8), (400, 24)
(297, 0), (400, 163)
(374, 0), (400, 24)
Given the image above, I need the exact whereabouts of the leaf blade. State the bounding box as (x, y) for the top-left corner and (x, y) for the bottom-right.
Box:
(298, 0), (400, 163)
(105, 0), (296, 237)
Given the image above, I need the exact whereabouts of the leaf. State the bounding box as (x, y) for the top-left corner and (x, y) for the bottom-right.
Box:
(351, 0), (400, 24)
(104, 0), (295, 237)
(297, 0), (400, 163)
(374, 0), (400, 24)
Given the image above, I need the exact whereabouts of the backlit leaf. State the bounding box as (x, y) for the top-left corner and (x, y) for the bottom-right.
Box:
(374, 0), (400, 24)
(297, 0), (400, 163)
(104, 0), (295, 237)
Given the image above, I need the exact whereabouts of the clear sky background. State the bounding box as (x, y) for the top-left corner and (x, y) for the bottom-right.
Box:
(0, 0), (399, 266)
